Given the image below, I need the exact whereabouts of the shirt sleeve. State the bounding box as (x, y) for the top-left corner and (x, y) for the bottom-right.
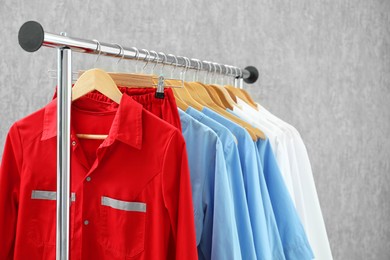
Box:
(259, 139), (314, 260)
(0, 124), (22, 260)
(161, 130), (198, 259)
(199, 139), (241, 260)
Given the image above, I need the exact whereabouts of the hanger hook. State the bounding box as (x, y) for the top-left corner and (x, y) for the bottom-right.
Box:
(113, 43), (125, 64)
(233, 66), (238, 78)
(92, 39), (102, 64)
(216, 63), (223, 84)
(177, 56), (188, 81)
(211, 63), (217, 84)
(184, 57), (191, 74)
(141, 49), (150, 72)
(202, 61), (211, 83)
(130, 47), (139, 72)
(192, 59), (202, 81)
(150, 50), (159, 74)
(190, 59), (197, 81)
(184, 57), (193, 81)
(225, 65), (230, 76)
(158, 52), (167, 75)
(198, 60), (204, 82)
(167, 54), (178, 78)
(226, 65), (233, 85)
(185, 57), (191, 80)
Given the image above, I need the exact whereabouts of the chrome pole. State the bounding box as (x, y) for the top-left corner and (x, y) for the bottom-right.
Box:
(18, 21), (259, 83)
(56, 46), (72, 260)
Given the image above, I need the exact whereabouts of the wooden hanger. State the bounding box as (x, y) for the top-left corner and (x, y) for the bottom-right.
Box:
(240, 88), (259, 109)
(105, 72), (183, 88)
(225, 85), (242, 101)
(174, 94), (189, 111)
(185, 82), (219, 109)
(170, 81), (204, 111)
(225, 85), (258, 110)
(73, 68), (122, 103)
(208, 84), (238, 110)
(198, 83), (225, 108)
(203, 84), (230, 109)
(206, 64), (239, 109)
(225, 87), (238, 102)
(163, 79), (189, 111)
(72, 68), (122, 140)
(185, 81), (264, 141)
(234, 67), (259, 109)
(182, 60), (265, 140)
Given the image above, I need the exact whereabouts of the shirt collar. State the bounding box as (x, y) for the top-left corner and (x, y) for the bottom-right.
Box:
(41, 94), (143, 150)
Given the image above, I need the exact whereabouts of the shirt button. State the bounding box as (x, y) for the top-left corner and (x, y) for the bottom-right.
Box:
(86, 176), (91, 182)
(84, 220), (89, 225)
(72, 141), (77, 146)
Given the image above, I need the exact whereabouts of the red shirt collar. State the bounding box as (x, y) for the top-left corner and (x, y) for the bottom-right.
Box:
(41, 94), (143, 150)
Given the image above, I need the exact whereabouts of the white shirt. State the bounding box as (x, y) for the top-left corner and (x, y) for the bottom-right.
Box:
(254, 101), (333, 260)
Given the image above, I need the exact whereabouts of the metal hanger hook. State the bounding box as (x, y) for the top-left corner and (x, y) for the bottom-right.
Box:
(203, 61), (212, 83)
(184, 57), (191, 74)
(113, 43), (125, 64)
(167, 54), (178, 78)
(158, 52), (167, 74)
(130, 47), (139, 71)
(141, 49), (150, 72)
(92, 39), (102, 64)
(216, 63), (223, 84)
(192, 59), (202, 81)
(177, 56), (189, 81)
(150, 50), (159, 74)
(233, 66), (239, 78)
(225, 65), (231, 77)
(224, 65), (230, 85)
(211, 63), (217, 83)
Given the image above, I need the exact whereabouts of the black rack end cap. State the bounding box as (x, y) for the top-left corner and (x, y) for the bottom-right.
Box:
(18, 21), (44, 52)
(244, 66), (259, 84)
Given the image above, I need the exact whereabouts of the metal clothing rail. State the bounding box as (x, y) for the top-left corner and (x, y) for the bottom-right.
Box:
(17, 20), (259, 260)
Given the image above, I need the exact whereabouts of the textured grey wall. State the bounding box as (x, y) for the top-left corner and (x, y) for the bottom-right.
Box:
(0, 0), (389, 259)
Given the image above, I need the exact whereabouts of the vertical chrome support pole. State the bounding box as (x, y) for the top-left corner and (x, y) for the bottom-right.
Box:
(56, 46), (72, 260)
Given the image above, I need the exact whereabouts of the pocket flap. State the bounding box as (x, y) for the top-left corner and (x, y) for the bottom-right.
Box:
(101, 196), (146, 212)
(31, 190), (76, 202)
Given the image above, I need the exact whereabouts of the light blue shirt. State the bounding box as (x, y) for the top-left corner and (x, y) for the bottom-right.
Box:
(178, 109), (241, 260)
(186, 107), (256, 260)
(257, 138), (314, 260)
(253, 144), (286, 260)
(202, 107), (274, 260)
(226, 108), (314, 259)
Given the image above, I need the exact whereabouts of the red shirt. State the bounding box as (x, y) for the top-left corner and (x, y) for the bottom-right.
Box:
(0, 94), (198, 259)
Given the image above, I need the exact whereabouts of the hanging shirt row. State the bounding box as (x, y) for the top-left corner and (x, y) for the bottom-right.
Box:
(0, 68), (332, 260)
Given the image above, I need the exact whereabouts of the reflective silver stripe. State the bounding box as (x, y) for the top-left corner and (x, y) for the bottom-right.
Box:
(31, 190), (76, 202)
(101, 196), (146, 212)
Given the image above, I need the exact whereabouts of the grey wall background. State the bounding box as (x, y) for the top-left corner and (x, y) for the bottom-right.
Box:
(0, 0), (389, 259)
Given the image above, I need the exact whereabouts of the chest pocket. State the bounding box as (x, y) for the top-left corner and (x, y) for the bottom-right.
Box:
(99, 196), (147, 258)
(29, 190), (76, 245)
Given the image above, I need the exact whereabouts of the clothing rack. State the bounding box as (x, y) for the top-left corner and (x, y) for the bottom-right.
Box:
(17, 20), (260, 260)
